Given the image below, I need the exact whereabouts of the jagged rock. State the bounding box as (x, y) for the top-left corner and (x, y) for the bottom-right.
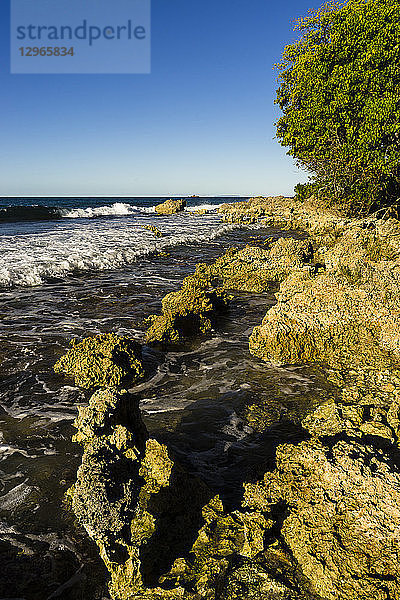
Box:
(68, 386), (308, 600)
(146, 238), (313, 344)
(145, 269), (230, 344)
(208, 238), (314, 292)
(67, 389), (148, 598)
(243, 438), (400, 600)
(155, 199), (186, 215)
(65, 197), (400, 600)
(249, 266), (400, 369)
(72, 381), (400, 600)
(221, 563), (305, 600)
(68, 388), (212, 599)
(142, 224), (164, 237)
(54, 333), (144, 389)
(71, 387), (148, 447)
(301, 368), (400, 443)
(247, 205), (400, 371)
(219, 196), (349, 236)
(156, 495), (307, 600)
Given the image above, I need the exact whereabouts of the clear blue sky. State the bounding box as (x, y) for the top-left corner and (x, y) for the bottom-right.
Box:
(0, 0), (320, 197)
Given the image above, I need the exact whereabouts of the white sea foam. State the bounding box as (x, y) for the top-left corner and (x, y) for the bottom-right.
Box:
(185, 203), (225, 212)
(0, 212), (251, 287)
(0, 480), (34, 511)
(61, 202), (223, 218)
(61, 202), (155, 218)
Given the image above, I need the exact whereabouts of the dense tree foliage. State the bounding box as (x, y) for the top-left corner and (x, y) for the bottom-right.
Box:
(276, 0), (400, 214)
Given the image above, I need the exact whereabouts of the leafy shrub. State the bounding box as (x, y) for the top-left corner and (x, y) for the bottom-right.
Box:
(276, 0), (400, 214)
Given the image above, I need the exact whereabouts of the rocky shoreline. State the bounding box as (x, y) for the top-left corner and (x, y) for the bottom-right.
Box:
(55, 196), (400, 600)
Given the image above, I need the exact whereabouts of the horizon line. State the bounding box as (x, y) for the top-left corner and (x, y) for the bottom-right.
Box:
(0, 194), (260, 198)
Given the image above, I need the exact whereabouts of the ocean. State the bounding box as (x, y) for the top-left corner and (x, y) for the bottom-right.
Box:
(0, 196), (244, 287)
(0, 196), (327, 599)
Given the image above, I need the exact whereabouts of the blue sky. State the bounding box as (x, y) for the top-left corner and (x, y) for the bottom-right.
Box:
(0, 0), (320, 197)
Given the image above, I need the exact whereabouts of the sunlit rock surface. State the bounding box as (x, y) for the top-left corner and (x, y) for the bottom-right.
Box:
(155, 198), (186, 215)
(146, 236), (314, 345)
(54, 333), (144, 389)
(244, 435), (400, 600)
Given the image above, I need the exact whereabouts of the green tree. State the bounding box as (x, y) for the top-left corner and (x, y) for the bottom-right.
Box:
(276, 0), (400, 214)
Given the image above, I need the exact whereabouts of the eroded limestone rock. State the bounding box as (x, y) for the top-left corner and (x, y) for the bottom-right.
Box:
(244, 203), (400, 371)
(250, 227), (400, 369)
(54, 333), (144, 389)
(145, 270), (230, 344)
(301, 367), (400, 443)
(68, 387), (305, 600)
(155, 199), (186, 215)
(65, 198), (400, 600)
(244, 437), (400, 600)
(68, 387), (210, 599)
(209, 238), (313, 292)
(219, 196), (349, 237)
(146, 237), (314, 344)
(249, 268), (400, 368)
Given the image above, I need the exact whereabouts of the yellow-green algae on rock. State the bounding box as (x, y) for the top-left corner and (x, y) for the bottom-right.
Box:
(145, 237), (314, 344)
(219, 195), (350, 235)
(243, 433), (400, 600)
(209, 238), (314, 292)
(300, 367), (400, 442)
(249, 219), (400, 369)
(145, 269), (230, 344)
(155, 198), (186, 215)
(142, 224), (164, 237)
(66, 336), (400, 596)
(54, 333), (144, 389)
(68, 386), (309, 600)
(64, 196), (400, 600)
(64, 331), (310, 600)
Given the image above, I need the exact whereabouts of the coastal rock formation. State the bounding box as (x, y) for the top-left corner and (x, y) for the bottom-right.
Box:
(54, 333), (144, 389)
(219, 195), (349, 236)
(249, 267), (400, 368)
(209, 238), (314, 292)
(155, 198), (186, 215)
(249, 215), (400, 369)
(68, 389), (148, 598)
(244, 436), (400, 600)
(67, 374), (400, 599)
(63, 196), (400, 600)
(69, 387), (310, 600)
(142, 224), (164, 237)
(300, 367), (400, 443)
(145, 269), (230, 344)
(62, 322), (310, 599)
(218, 196), (269, 223)
(216, 196), (400, 598)
(68, 387), (210, 599)
(146, 237), (313, 344)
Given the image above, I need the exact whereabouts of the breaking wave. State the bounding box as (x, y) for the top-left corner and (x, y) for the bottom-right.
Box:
(0, 201), (226, 223)
(0, 202), (156, 222)
(186, 203), (225, 212)
(0, 218), (252, 287)
(61, 202), (155, 218)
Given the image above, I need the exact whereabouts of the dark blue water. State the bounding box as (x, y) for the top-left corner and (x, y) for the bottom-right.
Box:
(0, 196), (244, 224)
